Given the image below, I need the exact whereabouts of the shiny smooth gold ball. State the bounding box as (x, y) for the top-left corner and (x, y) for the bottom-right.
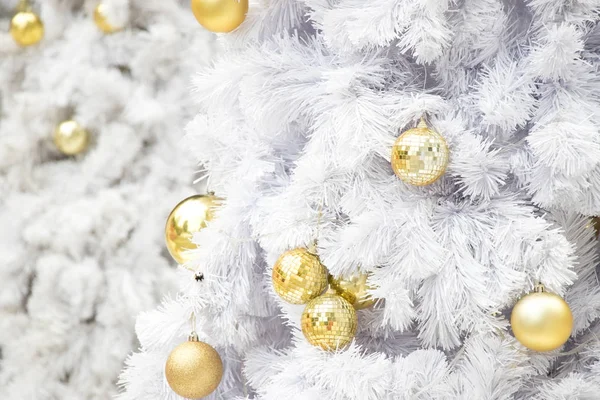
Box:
(510, 287), (573, 352)
(165, 194), (223, 264)
(391, 118), (449, 186)
(53, 120), (90, 156)
(191, 0), (248, 33)
(328, 272), (376, 310)
(165, 339), (223, 399)
(272, 248), (329, 304)
(10, 11), (44, 47)
(93, 3), (123, 34)
(301, 293), (358, 350)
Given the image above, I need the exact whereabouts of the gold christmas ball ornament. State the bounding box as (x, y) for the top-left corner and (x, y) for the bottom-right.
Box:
(165, 194), (223, 264)
(10, 10), (44, 47)
(93, 3), (124, 34)
(165, 334), (223, 399)
(301, 293), (358, 350)
(53, 120), (90, 156)
(510, 284), (573, 352)
(191, 0), (248, 33)
(272, 248), (329, 304)
(328, 272), (376, 310)
(588, 217), (600, 237)
(391, 118), (449, 186)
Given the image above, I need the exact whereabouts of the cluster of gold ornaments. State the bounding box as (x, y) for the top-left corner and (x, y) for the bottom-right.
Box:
(391, 117), (449, 186)
(191, 0), (248, 33)
(510, 284), (573, 352)
(9, 1), (124, 47)
(272, 247), (376, 350)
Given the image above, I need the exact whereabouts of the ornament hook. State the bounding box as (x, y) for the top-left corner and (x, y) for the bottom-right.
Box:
(17, 0), (31, 12)
(534, 283), (546, 293)
(189, 312), (199, 341)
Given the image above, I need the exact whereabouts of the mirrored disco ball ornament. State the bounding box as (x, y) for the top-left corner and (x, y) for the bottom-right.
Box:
(272, 248), (328, 304)
(301, 293), (357, 350)
(391, 118), (449, 186)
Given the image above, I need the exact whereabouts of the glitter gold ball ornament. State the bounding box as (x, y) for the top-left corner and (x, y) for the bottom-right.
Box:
(391, 118), (449, 186)
(510, 284), (573, 352)
(301, 293), (358, 350)
(165, 194), (223, 264)
(10, 8), (44, 47)
(53, 120), (90, 156)
(93, 3), (123, 34)
(272, 248), (329, 304)
(165, 334), (223, 399)
(190, 0), (248, 33)
(328, 272), (376, 310)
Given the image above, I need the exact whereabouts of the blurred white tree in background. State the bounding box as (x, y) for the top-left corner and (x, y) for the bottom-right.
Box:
(0, 0), (213, 398)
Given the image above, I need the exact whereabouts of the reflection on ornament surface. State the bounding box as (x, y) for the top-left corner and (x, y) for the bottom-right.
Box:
(10, 11), (44, 47)
(165, 194), (223, 264)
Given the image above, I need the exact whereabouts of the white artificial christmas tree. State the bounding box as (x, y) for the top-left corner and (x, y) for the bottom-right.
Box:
(120, 1), (600, 399)
(0, 0), (213, 398)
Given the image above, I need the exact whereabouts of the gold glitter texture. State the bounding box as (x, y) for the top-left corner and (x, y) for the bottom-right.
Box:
(165, 339), (223, 398)
(329, 272), (376, 310)
(391, 118), (449, 186)
(272, 248), (328, 304)
(301, 293), (357, 350)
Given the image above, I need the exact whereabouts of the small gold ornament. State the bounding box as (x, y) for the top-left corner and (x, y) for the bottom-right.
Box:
(93, 3), (123, 34)
(391, 118), (449, 186)
(190, 0), (248, 33)
(272, 247), (329, 304)
(328, 272), (376, 310)
(10, 2), (44, 47)
(165, 333), (223, 399)
(301, 293), (357, 350)
(510, 284), (573, 352)
(165, 194), (223, 264)
(53, 120), (90, 155)
(588, 217), (600, 237)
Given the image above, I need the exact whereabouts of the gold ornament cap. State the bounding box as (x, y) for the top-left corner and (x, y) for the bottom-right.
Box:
(94, 3), (124, 34)
(272, 248), (329, 304)
(191, 0), (249, 33)
(301, 293), (358, 350)
(165, 336), (223, 398)
(510, 284), (573, 352)
(328, 272), (376, 310)
(391, 117), (449, 186)
(165, 194), (223, 264)
(10, 9), (44, 47)
(53, 120), (90, 155)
